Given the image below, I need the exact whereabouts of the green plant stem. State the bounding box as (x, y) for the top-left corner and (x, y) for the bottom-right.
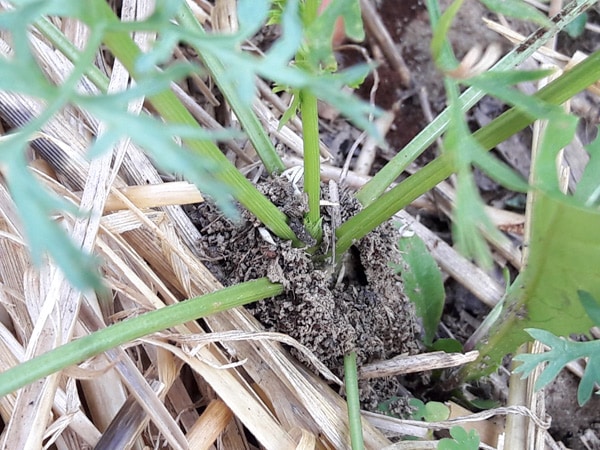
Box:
(344, 352), (365, 450)
(0, 278), (283, 398)
(33, 0), (297, 242)
(356, 0), (598, 206)
(86, 1), (299, 245)
(35, 16), (110, 93)
(335, 49), (600, 257)
(301, 89), (322, 240)
(176, 6), (286, 175)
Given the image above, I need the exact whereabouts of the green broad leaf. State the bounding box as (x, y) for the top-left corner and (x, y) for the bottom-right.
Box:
(103, 0), (186, 34)
(0, 0), (91, 25)
(176, 2), (377, 135)
(392, 233), (445, 346)
(0, 59), (57, 98)
(438, 426), (480, 450)
(78, 103), (238, 218)
(409, 399), (450, 422)
(479, 0), (552, 27)
(564, 12), (588, 38)
(464, 190), (600, 381)
(578, 290), (600, 327)
(525, 195), (600, 311)
(514, 328), (600, 405)
(574, 129), (600, 205)
(442, 78), (504, 268)
(579, 349), (600, 406)
(134, 32), (184, 73)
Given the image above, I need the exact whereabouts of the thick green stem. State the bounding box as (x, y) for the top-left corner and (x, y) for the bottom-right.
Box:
(87, 1), (299, 245)
(0, 278), (283, 397)
(176, 6), (286, 175)
(336, 49), (600, 257)
(356, 0), (598, 206)
(344, 352), (365, 450)
(301, 89), (322, 240)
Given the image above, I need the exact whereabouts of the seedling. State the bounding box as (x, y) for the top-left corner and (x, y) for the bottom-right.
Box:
(1, 3), (600, 444)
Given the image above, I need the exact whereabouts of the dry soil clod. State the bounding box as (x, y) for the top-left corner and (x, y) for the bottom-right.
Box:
(191, 177), (421, 411)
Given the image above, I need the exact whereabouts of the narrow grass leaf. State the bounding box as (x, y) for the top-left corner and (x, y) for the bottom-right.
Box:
(344, 352), (365, 450)
(479, 0), (552, 26)
(430, 0), (463, 70)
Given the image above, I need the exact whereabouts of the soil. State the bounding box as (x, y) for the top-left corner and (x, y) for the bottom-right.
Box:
(189, 178), (421, 413)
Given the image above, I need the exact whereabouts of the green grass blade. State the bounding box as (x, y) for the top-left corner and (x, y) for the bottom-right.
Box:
(344, 352), (365, 450)
(176, 5), (286, 175)
(34, 16), (110, 92)
(0, 278), (283, 397)
(336, 49), (600, 257)
(357, 0), (598, 206)
(89, 1), (299, 244)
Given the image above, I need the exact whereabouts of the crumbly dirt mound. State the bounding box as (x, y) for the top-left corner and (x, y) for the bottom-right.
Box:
(190, 177), (420, 411)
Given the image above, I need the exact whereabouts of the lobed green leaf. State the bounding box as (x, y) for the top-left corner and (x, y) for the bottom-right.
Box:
(514, 327), (600, 405)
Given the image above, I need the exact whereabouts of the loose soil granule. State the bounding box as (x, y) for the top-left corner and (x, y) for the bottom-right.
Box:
(190, 177), (421, 412)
